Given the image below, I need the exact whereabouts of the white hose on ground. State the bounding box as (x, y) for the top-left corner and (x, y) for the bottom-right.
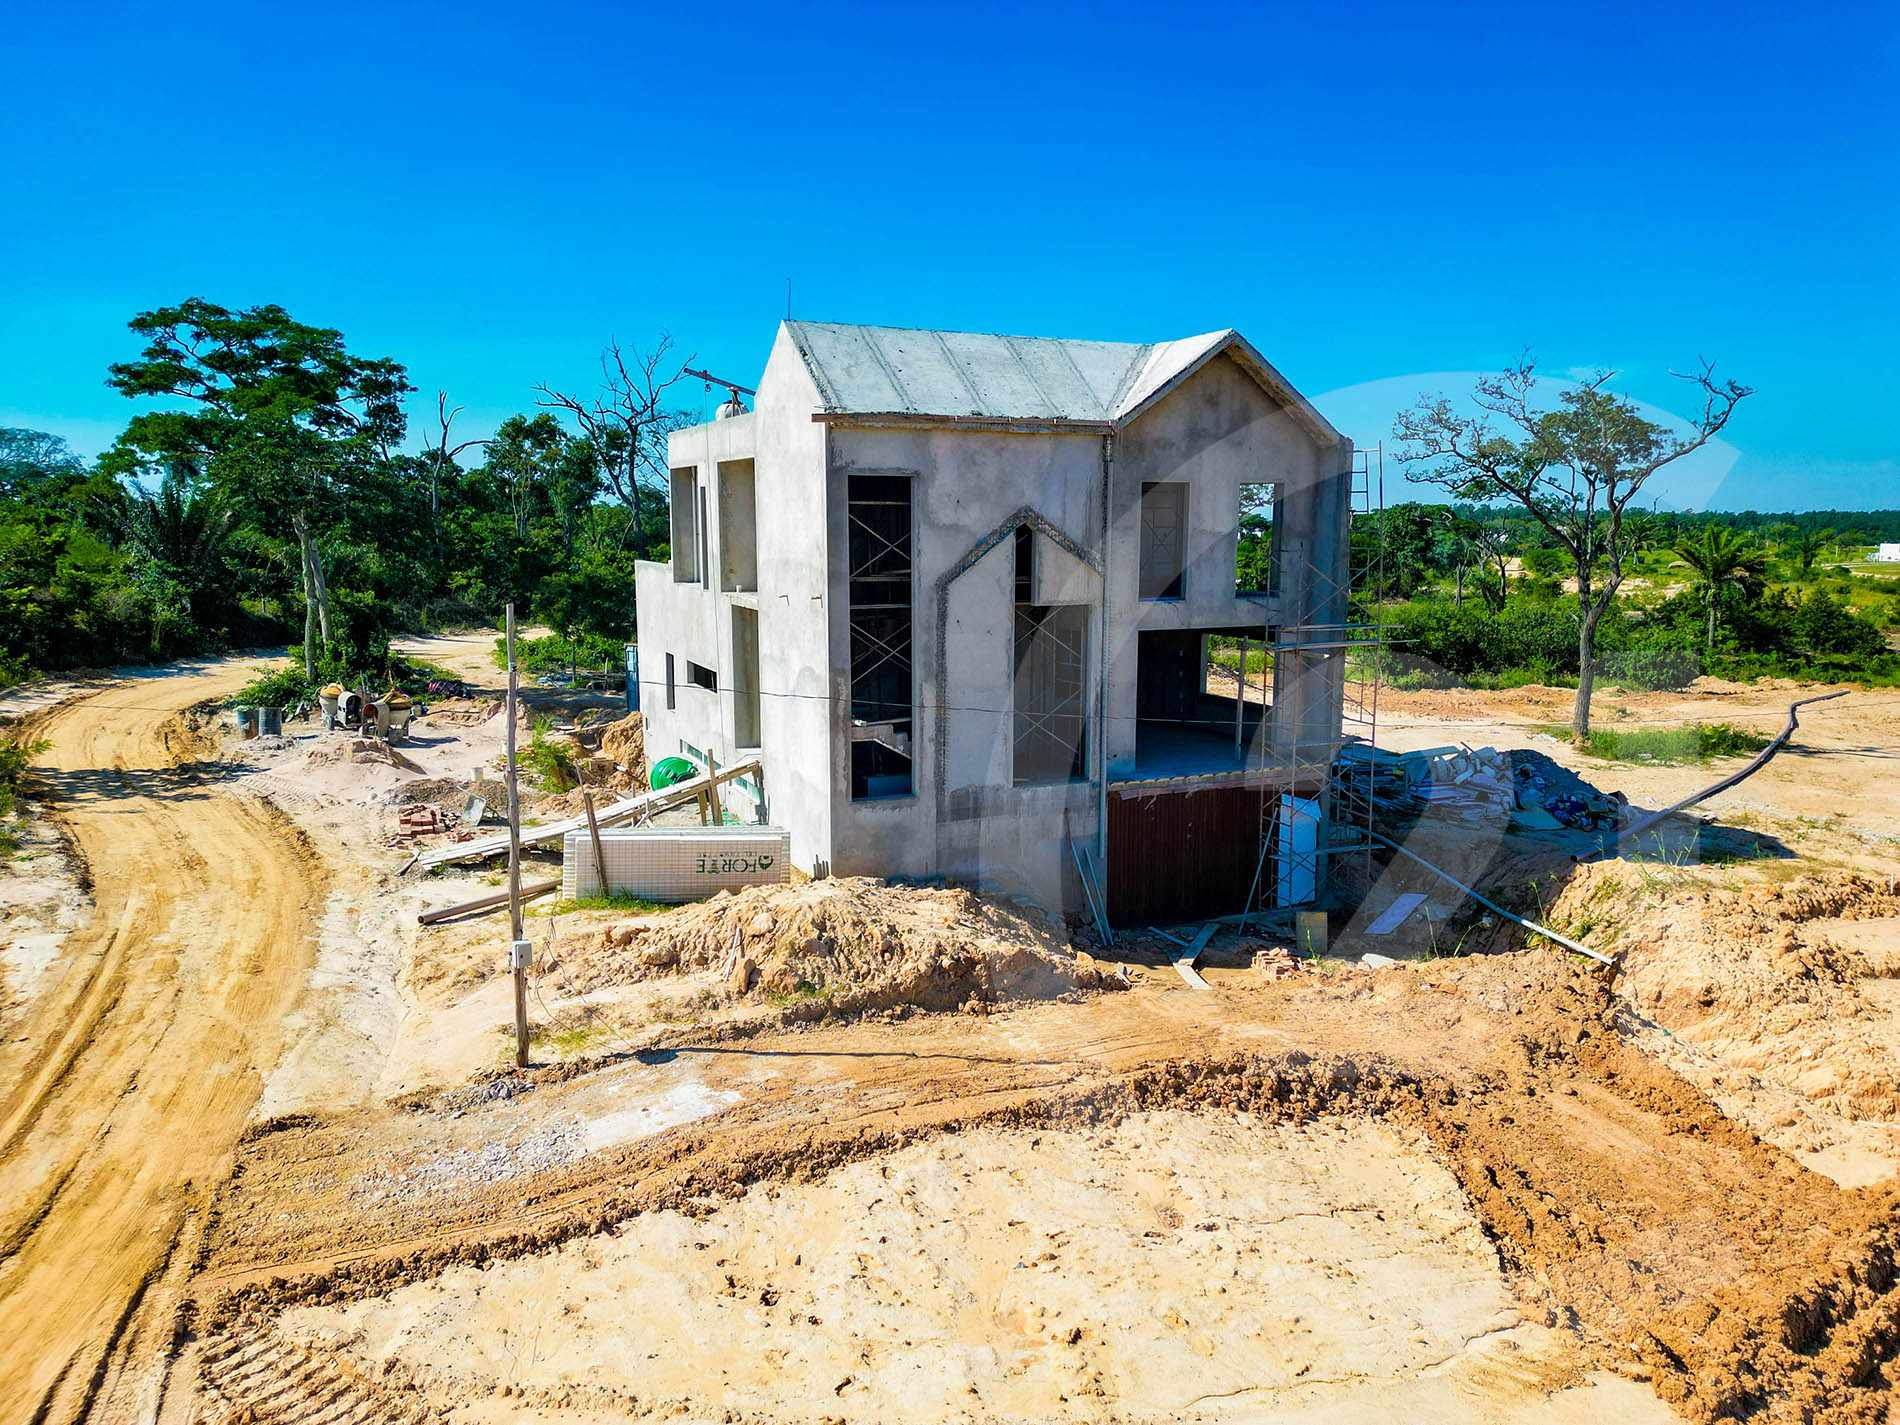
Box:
(1614, 689), (1849, 846)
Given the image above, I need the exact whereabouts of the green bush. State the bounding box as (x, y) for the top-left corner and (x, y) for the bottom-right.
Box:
(229, 645), (459, 710)
(492, 630), (624, 676)
(1595, 644), (1702, 691)
(1385, 596), (1586, 681)
(1551, 721), (1771, 764)
(522, 715), (576, 791)
(1788, 589), (1885, 658)
(0, 732), (48, 862)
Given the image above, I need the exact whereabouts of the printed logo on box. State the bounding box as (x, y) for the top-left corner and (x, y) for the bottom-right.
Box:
(697, 852), (775, 875)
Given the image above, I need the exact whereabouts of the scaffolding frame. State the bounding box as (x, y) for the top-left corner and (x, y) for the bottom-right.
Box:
(1239, 445), (1387, 926)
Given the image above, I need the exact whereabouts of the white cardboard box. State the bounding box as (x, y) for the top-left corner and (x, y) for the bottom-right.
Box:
(562, 826), (791, 902)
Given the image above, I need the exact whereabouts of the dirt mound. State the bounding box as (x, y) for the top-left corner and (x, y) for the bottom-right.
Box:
(1551, 862), (1900, 1174)
(596, 711), (644, 775)
(546, 877), (1104, 1014)
(385, 777), (476, 812)
(307, 737), (422, 772)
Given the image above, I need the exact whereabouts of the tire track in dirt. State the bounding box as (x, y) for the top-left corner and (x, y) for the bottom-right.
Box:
(0, 665), (328, 1424)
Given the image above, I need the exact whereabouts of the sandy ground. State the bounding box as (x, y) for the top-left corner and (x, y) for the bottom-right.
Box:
(6, 656), (1900, 1423)
(0, 659), (326, 1424)
(265, 1113), (1670, 1424)
(1376, 678), (1900, 851)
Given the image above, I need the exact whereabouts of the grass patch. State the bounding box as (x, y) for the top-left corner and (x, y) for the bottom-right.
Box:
(765, 979), (831, 1008)
(1545, 721), (1772, 764)
(522, 715), (576, 792)
(542, 892), (668, 916)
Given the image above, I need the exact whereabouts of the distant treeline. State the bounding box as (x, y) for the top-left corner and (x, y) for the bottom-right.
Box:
(1443, 504), (1900, 544)
(0, 299), (691, 694)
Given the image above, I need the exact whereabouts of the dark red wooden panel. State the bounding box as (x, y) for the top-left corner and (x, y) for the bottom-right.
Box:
(1106, 784), (1271, 927)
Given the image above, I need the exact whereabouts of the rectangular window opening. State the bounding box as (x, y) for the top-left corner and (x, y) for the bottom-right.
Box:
(697, 485), (709, 589)
(848, 473), (914, 800)
(1013, 603), (1089, 785)
(1237, 482), (1277, 597)
(718, 459), (758, 593)
(732, 606), (761, 750)
(1139, 481), (1186, 600)
(664, 652), (676, 710)
(670, 468), (701, 584)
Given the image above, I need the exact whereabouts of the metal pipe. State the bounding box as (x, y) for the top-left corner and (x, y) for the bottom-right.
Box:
(1234, 636), (1247, 758)
(1367, 829), (1612, 966)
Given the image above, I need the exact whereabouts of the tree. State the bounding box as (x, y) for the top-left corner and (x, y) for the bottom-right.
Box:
(1672, 525), (1768, 654)
(122, 469), (235, 637)
(535, 337), (693, 557)
(1394, 357), (1751, 737)
(1779, 524), (1836, 577)
(418, 392), (488, 575)
(0, 428), (84, 497)
(106, 300), (413, 677)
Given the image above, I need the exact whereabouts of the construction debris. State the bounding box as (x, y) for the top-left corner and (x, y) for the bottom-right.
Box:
(412, 757), (760, 869)
(1250, 945), (1301, 980)
(1366, 891), (1427, 936)
(417, 879), (560, 926)
(1335, 741), (1624, 832)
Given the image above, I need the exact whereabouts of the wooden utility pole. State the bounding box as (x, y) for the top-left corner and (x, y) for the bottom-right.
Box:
(505, 603), (529, 1068)
(582, 789), (609, 896)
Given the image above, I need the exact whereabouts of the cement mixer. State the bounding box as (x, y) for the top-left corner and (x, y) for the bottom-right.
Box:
(382, 684), (415, 742)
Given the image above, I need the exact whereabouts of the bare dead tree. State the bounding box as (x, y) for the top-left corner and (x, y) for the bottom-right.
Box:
(420, 391), (488, 568)
(1395, 355), (1752, 737)
(535, 335), (695, 555)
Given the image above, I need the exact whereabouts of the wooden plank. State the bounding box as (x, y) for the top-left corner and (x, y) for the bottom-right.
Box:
(413, 757), (761, 869)
(417, 878), (559, 926)
(1172, 922), (1217, 991)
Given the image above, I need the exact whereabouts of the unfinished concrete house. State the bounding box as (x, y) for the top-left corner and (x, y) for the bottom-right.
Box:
(634, 320), (1356, 926)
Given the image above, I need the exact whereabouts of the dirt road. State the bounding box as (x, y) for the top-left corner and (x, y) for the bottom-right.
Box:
(0, 664), (325, 1423)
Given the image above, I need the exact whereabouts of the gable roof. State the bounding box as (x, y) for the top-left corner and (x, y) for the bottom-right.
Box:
(781, 320), (1344, 445)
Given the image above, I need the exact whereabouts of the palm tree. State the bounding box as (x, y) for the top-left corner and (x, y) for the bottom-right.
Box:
(123, 471), (234, 625)
(1780, 524), (1836, 577)
(1673, 526), (1769, 654)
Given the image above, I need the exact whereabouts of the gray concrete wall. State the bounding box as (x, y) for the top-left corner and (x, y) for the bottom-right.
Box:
(823, 424), (1106, 909)
(1108, 352), (1354, 774)
(636, 329), (1352, 915)
(636, 331), (834, 873)
(748, 330), (834, 872)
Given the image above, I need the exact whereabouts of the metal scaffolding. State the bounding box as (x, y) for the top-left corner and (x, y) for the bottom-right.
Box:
(1240, 444), (1388, 923)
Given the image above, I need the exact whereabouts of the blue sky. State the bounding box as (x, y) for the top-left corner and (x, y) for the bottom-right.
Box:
(2, 0), (1894, 511)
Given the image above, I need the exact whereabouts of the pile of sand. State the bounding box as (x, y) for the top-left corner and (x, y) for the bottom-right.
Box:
(595, 711), (644, 775)
(306, 737), (421, 773)
(1551, 862), (1900, 1168)
(545, 876), (1105, 1014)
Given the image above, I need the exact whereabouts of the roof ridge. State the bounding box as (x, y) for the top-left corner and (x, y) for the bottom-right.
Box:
(787, 317), (1149, 350)
(1104, 341), (1158, 415)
